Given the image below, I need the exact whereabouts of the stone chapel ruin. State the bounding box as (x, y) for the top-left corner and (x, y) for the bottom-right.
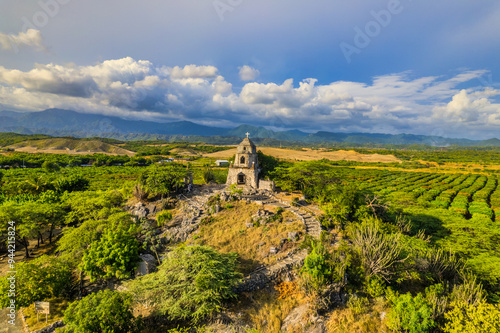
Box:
(226, 133), (275, 191)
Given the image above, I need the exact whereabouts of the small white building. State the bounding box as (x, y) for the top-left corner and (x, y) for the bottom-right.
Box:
(215, 160), (230, 167)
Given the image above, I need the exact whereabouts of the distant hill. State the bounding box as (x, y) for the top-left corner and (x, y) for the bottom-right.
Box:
(1, 108), (499, 147)
(5, 137), (135, 156)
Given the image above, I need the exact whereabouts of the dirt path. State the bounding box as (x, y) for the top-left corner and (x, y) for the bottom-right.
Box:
(0, 309), (24, 333)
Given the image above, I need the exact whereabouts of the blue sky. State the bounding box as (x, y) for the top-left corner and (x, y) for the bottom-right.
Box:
(0, 0), (499, 139)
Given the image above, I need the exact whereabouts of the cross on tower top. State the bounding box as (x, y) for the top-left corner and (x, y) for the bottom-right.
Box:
(245, 132), (250, 138)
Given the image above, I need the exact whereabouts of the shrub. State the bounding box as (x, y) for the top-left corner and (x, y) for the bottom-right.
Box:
(468, 202), (493, 219)
(139, 164), (188, 199)
(63, 290), (140, 333)
(228, 184), (243, 195)
(42, 160), (60, 173)
(54, 175), (89, 193)
(156, 210), (172, 227)
(129, 245), (241, 324)
(386, 290), (435, 333)
(351, 218), (406, 281)
(444, 301), (500, 333)
(300, 242), (332, 291)
(132, 184), (148, 201)
(202, 165), (215, 184)
(450, 273), (485, 306)
(347, 295), (370, 315)
(364, 276), (386, 298)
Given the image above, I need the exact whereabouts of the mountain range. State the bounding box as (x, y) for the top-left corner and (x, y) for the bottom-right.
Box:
(1, 109), (499, 147)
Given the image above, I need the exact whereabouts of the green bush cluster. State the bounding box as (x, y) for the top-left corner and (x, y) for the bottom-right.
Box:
(450, 195), (469, 216)
(129, 245), (241, 324)
(490, 186), (500, 221)
(63, 290), (140, 333)
(81, 228), (139, 281)
(0, 256), (73, 308)
(472, 176), (497, 202)
(468, 202), (493, 219)
(386, 290), (435, 333)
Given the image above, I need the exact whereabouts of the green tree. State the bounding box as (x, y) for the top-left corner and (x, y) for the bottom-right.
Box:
(139, 164), (188, 199)
(272, 161), (340, 198)
(0, 201), (66, 250)
(63, 190), (124, 225)
(202, 164), (216, 184)
(0, 202), (40, 258)
(22, 175), (53, 194)
(129, 245), (241, 323)
(63, 290), (140, 333)
(81, 227), (139, 281)
(0, 256), (72, 308)
(42, 160), (61, 173)
(53, 175), (89, 193)
(257, 151), (280, 179)
(386, 290), (435, 333)
(58, 212), (135, 266)
(319, 183), (365, 227)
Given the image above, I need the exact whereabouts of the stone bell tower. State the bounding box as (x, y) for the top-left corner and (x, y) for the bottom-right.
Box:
(226, 132), (259, 188)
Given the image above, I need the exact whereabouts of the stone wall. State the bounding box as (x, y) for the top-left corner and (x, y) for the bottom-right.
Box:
(31, 321), (64, 333)
(226, 167), (258, 188)
(234, 152), (258, 168)
(258, 180), (275, 192)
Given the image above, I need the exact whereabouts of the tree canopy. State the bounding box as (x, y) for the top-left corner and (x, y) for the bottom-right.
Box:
(138, 163), (189, 198)
(63, 290), (140, 333)
(0, 256), (72, 308)
(129, 245), (241, 323)
(81, 227), (139, 281)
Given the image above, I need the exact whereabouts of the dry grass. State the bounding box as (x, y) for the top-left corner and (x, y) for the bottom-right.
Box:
(169, 147), (200, 157)
(325, 298), (390, 333)
(7, 138), (135, 156)
(203, 147), (400, 163)
(241, 281), (308, 333)
(187, 201), (305, 274)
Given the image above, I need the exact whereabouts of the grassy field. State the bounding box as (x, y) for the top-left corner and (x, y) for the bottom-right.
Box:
(204, 147), (402, 163)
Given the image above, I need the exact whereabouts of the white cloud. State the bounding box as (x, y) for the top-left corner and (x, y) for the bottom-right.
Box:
(0, 29), (46, 52)
(167, 65), (218, 79)
(239, 65), (260, 81)
(433, 89), (500, 123)
(0, 57), (500, 139)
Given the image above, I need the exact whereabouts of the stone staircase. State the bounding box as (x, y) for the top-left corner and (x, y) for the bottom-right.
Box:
(236, 193), (323, 292)
(262, 194), (323, 239)
(176, 188), (324, 292)
(289, 207), (322, 239)
(236, 249), (308, 292)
